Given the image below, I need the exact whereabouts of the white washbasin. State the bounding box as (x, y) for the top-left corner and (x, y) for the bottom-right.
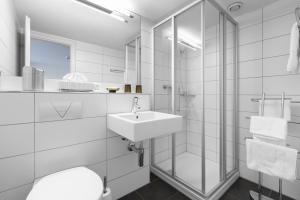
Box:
(108, 111), (183, 142)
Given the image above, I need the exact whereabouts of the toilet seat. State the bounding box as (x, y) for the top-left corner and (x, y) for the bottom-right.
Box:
(26, 167), (103, 200)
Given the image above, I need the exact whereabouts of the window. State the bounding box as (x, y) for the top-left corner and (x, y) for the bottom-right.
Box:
(31, 38), (70, 79)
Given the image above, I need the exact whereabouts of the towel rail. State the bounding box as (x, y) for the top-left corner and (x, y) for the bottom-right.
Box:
(250, 97), (300, 104)
(248, 93), (299, 200)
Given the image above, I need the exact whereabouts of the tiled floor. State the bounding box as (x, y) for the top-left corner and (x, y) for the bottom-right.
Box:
(119, 173), (295, 200)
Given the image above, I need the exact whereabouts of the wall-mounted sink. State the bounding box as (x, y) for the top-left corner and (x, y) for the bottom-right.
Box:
(108, 111), (183, 142)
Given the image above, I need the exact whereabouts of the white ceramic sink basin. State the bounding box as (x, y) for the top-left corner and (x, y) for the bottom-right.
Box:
(108, 111), (183, 142)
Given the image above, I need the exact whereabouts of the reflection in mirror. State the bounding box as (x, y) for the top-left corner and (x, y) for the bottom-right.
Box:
(124, 36), (141, 92)
(31, 38), (71, 79)
(2, 0), (142, 92)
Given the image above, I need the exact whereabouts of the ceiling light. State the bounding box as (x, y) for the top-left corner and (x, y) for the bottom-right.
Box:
(227, 2), (243, 12)
(74, 0), (129, 23)
(89, 0), (134, 18)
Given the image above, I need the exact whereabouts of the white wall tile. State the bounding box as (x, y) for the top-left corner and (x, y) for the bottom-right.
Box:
(108, 149), (149, 181)
(239, 95), (260, 113)
(263, 13), (294, 39)
(0, 0), (17, 76)
(0, 154), (34, 192)
(239, 78), (262, 95)
(239, 59), (262, 78)
(76, 61), (102, 74)
(263, 55), (292, 77)
(0, 93), (34, 125)
(239, 42), (262, 62)
(76, 50), (103, 64)
(262, 0), (298, 21)
(108, 136), (149, 159)
(263, 75), (300, 95)
(76, 41), (103, 54)
(107, 94), (150, 113)
(236, 9), (262, 28)
(35, 140), (106, 178)
(108, 166), (149, 200)
(239, 23), (262, 45)
(263, 35), (289, 58)
(0, 124), (34, 158)
(35, 117), (106, 151)
(88, 161), (107, 179)
(0, 184), (32, 200)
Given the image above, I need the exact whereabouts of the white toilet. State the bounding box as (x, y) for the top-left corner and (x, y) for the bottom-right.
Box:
(26, 167), (104, 200)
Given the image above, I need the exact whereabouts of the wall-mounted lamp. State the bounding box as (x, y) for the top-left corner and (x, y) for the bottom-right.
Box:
(74, 0), (133, 23)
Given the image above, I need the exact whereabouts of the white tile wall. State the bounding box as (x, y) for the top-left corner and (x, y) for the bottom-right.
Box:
(0, 124), (34, 158)
(0, 92), (151, 200)
(141, 17), (154, 94)
(0, 0), (18, 76)
(235, 0), (300, 198)
(75, 41), (125, 84)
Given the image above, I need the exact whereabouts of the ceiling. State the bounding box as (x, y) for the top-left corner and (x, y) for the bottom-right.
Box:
(121, 0), (279, 22)
(215, 0), (279, 17)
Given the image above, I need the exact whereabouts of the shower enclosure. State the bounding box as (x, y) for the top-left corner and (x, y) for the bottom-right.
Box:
(151, 0), (238, 199)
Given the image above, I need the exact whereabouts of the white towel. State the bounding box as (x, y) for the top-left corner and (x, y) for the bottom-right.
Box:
(287, 22), (299, 72)
(246, 139), (297, 181)
(259, 100), (291, 121)
(250, 116), (288, 141)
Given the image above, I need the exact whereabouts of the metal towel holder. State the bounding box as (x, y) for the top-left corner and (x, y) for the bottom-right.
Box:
(247, 92), (300, 200)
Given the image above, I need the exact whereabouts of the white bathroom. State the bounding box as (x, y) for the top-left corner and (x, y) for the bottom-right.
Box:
(0, 0), (299, 200)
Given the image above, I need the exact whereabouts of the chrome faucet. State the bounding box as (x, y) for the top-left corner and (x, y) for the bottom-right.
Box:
(131, 97), (141, 114)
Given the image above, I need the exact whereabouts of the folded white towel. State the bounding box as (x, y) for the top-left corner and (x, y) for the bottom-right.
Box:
(246, 139), (297, 181)
(259, 100), (291, 121)
(287, 22), (299, 72)
(250, 116), (288, 141)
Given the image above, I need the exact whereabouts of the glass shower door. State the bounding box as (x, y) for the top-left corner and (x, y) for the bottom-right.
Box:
(151, 19), (173, 175)
(173, 1), (207, 193)
(225, 18), (237, 176)
(151, 0), (239, 198)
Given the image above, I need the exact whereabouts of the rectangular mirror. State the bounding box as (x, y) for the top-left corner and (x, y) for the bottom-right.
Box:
(2, 0), (142, 91)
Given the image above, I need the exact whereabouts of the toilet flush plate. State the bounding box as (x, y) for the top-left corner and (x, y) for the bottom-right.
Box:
(108, 111), (183, 142)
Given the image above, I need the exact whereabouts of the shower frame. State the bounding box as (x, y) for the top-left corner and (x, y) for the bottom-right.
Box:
(150, 0), (239, 199)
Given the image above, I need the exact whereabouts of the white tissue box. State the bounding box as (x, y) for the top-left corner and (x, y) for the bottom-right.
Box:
(59, 81), (96, 91)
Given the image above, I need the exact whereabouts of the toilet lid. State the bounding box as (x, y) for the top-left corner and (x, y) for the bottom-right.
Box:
(27, 167), (103, 200)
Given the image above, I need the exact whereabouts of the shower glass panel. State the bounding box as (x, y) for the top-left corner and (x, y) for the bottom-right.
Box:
(203, 1), (222, 193)
(173, 2), (207, 193)
(151, 0), (238, 199)
(152, 19), (173, 175)
(225, 19), (237, 175)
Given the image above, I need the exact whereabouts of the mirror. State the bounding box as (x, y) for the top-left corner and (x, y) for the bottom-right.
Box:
(12, 0), (141, 88)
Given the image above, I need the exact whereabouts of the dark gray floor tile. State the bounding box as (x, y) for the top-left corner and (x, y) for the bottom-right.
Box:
(136, 179), (177, 200)
(219, 192), (239, 200)
(167, 192), (191, 200)
(150, 172), (160, 182)
(269, 191), (295, 200)
(227, 178), (272, 199)
(118, 192), (142, 200)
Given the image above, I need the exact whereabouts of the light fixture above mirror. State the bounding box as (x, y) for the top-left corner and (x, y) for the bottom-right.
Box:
(73, 0), (134, 23)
